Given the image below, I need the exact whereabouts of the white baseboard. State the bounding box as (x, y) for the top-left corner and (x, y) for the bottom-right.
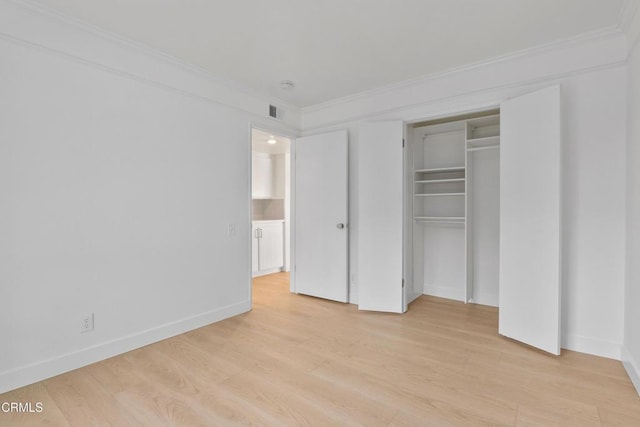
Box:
(622, 345), (640, 396)
(0, 299), (251, 394)
(468, 292), (499, 308)
(562, 333), (621, 360)
(423, 285), (465, 302)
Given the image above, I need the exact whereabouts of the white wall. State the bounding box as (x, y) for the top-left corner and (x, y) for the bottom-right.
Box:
(560, 67), (626, 358)
(303, 33), (628, 360)
(623, 5), (640, 394)
(0, 0), (298, 393)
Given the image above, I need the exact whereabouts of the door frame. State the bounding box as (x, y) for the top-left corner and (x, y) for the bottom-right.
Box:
(248, 123), (297, 303)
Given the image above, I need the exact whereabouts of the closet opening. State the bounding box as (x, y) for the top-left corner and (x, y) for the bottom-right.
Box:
(405, 108), (501, 309)
(250, 128), (292, 297)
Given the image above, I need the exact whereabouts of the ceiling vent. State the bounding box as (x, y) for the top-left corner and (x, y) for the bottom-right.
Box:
(269, 104), (283, 120)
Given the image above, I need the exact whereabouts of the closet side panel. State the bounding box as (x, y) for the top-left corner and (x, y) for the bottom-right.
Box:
(469, 149), (500, 306)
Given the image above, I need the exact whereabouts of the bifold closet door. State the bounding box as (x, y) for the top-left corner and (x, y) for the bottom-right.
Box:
(294, 130), (349, 302)
(358, 122), (404, 313)
(499, 85), (562, 355)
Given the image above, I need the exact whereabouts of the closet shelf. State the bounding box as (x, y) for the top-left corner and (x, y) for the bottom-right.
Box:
(466, 135), (500, 150)
(414, 216), (465, 223)
(415, 193), (464, 197)
(415, 178), (465, 184)
(466, 135), (499, 143)
(467, 145), (499, 152)
(415, 166), (465, 174)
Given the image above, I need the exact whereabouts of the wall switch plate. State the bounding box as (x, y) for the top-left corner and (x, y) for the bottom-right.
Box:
(228, 223), (236, 236)
(81, 313), (94, 333)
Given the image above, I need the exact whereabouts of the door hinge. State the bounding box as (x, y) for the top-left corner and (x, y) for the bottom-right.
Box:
(402, 138), (405, 148)
(402, 278), (405, 288)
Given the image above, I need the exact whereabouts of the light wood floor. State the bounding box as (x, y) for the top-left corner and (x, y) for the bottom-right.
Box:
(2, 272), (640, 426)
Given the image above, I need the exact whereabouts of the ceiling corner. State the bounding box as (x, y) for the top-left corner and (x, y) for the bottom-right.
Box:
(618, 0), (640, 37)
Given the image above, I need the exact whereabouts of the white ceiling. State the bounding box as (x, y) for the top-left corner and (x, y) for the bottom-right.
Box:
(252, 129), (290, 154)
(33, 0), (626, 107)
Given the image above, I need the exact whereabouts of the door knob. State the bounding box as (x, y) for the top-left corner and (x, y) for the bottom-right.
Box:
(336, 223), (345, 229)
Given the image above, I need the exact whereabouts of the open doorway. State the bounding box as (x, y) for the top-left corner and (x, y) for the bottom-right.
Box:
(250, 128), (292, 294)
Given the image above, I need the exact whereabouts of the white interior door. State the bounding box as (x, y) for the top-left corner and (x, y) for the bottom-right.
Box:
(499, 85), (562, 355)
(358, 122), (404, 313)
(294, 130), (348, 302)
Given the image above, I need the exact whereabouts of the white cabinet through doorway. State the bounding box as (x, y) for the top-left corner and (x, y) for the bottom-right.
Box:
(252, 220), (285, 276)
(252, 152), (285, 199)
(252, 152), (273, 199)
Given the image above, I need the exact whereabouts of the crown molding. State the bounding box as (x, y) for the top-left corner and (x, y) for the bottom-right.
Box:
(302, 25), (624, 115)
(0, 31), (299, 132)
(301, 59), (626, 133)
(5, 0), (300, 114)
(619, 0), (640, 55)
(618, 0), (639, 34)
(4, 0), (629, 126)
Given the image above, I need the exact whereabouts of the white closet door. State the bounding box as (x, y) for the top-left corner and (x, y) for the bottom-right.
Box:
(358, 122), (404, 313)
(294, 130), (349, 302)
(499, 85), (562, 355)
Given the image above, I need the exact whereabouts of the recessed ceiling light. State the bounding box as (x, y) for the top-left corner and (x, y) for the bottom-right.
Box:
(280, 80), (295, 91)
(267, 138), (277, 144)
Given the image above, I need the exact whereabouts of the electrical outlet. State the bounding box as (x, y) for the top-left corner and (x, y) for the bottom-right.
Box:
(80, 313), (94, 333)
(227, 223), (236, 236)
